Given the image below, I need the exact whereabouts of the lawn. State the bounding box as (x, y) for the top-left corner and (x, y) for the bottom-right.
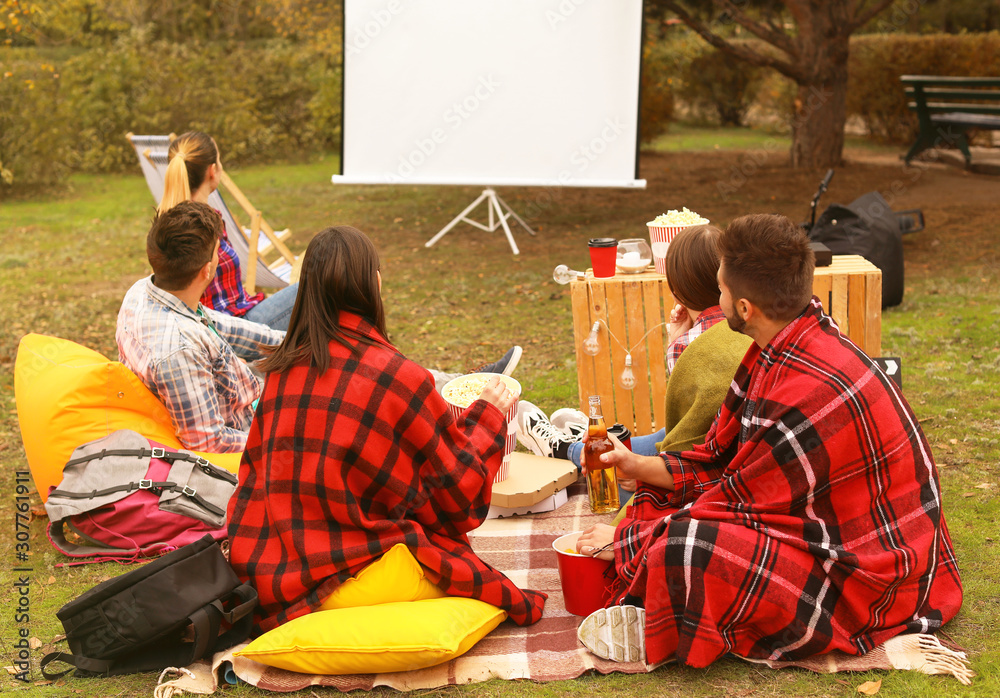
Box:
(1, 132), (998, 696)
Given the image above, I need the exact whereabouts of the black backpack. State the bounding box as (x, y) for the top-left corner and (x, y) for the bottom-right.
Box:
(40, 535), (257, 679)
(808, 191), (905, 308)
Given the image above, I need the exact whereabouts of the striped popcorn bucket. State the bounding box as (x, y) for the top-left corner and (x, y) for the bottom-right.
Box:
(441, 373), (521, 484)
(647, 223), (699, 276)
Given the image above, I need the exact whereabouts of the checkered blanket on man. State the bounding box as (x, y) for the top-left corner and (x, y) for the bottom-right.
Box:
(614, 298), (963, 668)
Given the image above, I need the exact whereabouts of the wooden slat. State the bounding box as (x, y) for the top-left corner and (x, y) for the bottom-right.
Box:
(865, 271), (882, 357)
(830, 272), (849, 331)
(623, 278), (653, 435)
(588, 281), (615, 422)
(644, 279), (671, 434)
(605, 281), (632, 430)
(901, 75), (1000, 88)
(570, 279), (595, 415)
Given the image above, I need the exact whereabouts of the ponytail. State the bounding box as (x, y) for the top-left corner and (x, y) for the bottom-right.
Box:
(157, 131), (219, 214)
(158, 153), (192, 214)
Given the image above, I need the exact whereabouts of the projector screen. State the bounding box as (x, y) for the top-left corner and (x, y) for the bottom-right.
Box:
(334, 0), (646, 189)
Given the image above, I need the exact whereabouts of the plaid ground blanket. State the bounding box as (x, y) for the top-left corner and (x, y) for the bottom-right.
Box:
(155, 484), (971, 696)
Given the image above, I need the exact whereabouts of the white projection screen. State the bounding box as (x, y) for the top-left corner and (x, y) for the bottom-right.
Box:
(334, 0), (646, 189)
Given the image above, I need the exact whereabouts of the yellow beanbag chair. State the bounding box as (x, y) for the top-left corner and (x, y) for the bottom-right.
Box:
(14, 333), (241, 502)
(235, 597), (506, 675)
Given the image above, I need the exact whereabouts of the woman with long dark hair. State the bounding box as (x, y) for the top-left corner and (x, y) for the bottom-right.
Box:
(226, 225), (546, 632)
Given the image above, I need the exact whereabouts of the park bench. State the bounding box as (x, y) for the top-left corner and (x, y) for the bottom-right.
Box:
(901, 75), (1000, 168)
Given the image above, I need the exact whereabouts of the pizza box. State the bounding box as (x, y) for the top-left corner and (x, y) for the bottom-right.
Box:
(487, 487), (568, 519)
(490, 451), (578, 509)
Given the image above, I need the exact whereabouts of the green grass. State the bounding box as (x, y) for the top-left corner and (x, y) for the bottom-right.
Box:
(1, 128), (998, 696)
(650, 122), (901, 155)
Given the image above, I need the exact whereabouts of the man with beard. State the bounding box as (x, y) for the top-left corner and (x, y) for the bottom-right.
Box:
(573, 213), (963, 669)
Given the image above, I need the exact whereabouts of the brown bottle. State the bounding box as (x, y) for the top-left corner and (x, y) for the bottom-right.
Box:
(583, 395), (620, 514)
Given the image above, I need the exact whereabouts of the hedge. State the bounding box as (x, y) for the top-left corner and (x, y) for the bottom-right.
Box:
(0, 30), (341, 193)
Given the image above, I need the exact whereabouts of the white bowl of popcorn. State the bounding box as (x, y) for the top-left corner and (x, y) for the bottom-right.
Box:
(646, 208), (710, 275)
(441, 373), (521, 484)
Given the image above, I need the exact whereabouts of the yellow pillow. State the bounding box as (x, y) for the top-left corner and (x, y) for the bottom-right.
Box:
(318, 543), (445, 610)
(14, 333), (241, 501)
(235, 597), (506, 675)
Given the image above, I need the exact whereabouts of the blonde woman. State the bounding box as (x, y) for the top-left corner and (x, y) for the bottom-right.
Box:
(158, 131), (298, 330)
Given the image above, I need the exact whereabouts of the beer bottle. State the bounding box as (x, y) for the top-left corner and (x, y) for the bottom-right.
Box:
(583, 395), (620, 514)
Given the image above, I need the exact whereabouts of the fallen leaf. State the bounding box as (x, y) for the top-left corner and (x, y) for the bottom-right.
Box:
(53, 634), (66, 643)
(974, 483), (991, 489)
(858, 678), (882, 694)
(949, 438), (958, 445)
(4, 666), (17, 675)
(962, 492), (975, 498)
(47, 576), (56, 584)
(29, 637), (42, 649)
(33, 680), (53, 686)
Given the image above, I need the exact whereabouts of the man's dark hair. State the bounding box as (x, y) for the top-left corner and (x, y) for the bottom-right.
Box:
(146, 201), (221, 291)
(718, 213), (815, 322)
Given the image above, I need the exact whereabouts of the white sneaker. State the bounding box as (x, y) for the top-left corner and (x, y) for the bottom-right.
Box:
(577, 605), (646, 663)
(550, 407), (588, 438)
(516, 401), (576, 458)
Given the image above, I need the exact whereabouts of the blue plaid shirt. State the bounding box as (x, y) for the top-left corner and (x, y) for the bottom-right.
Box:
(116, 277), (284, 452)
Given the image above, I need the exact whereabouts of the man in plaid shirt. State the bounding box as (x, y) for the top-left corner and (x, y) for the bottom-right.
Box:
(576, 214), (962, 668)
(116, 202), (285, 453)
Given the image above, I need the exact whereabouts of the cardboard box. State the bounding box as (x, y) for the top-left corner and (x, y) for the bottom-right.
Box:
(487, 488), (568, 519)
(490, 452), (578, 509)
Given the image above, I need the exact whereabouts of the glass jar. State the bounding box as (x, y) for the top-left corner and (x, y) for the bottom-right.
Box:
(616, 238), (653, 274)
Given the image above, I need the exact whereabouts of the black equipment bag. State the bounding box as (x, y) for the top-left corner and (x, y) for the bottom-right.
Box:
(808, 191), (905, 308)
(40, 535), (257, 679)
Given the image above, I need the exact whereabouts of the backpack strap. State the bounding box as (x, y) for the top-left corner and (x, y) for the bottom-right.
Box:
(46, 519), (154, 560)
(40, 651), (113, 680)
(64, 448), (237, 484)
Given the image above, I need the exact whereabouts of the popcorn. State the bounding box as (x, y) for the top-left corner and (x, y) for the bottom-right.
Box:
(441, 374), (519, 409)
(647, 207), (709, 227)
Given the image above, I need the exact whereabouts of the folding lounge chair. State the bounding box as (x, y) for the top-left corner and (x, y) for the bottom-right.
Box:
(127, 133), (296, 293)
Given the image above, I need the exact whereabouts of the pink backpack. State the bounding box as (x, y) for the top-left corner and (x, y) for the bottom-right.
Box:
(44, 430), (236, 561)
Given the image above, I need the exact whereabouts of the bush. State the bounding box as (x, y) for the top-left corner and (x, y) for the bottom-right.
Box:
(0, 31), (342, 195)
(847, 32), (1000, 144)
(0, 54), (73, 190)
(639, 36), (675, 143)
(675, 40), (763, 127)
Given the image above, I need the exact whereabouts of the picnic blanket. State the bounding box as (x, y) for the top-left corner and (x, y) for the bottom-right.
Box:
(155, 483), (972, 696)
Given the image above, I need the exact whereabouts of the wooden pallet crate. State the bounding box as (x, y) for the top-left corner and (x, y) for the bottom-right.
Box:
(569, 255), (882, 435)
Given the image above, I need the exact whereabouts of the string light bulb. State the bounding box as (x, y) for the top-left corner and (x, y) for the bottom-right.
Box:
(582, 321), (601, 356)
(619, 353), (637, 390)
(553, 264), (586, 285)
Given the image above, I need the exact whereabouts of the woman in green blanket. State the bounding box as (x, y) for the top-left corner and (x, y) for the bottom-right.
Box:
(516, 225), (752, 515)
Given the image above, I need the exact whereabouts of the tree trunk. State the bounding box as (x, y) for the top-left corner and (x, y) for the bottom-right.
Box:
(790, 71), (848, 169)
(787, 3), (851, 169)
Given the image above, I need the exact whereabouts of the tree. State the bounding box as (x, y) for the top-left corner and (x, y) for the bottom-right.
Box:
(648, 0), (895, 169)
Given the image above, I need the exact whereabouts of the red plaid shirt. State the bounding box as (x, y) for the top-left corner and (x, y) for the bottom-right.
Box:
(227, 312), (546, 632)
(667, 305), (725, 374)
(200, 220), (264, 317)
(613, 298), (962, 667)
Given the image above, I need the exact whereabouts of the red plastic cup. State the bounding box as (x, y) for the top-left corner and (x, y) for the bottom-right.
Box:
(442, 373), (520, 484)
(552, 531), (613, 616)
(588, 238), (618, 278)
